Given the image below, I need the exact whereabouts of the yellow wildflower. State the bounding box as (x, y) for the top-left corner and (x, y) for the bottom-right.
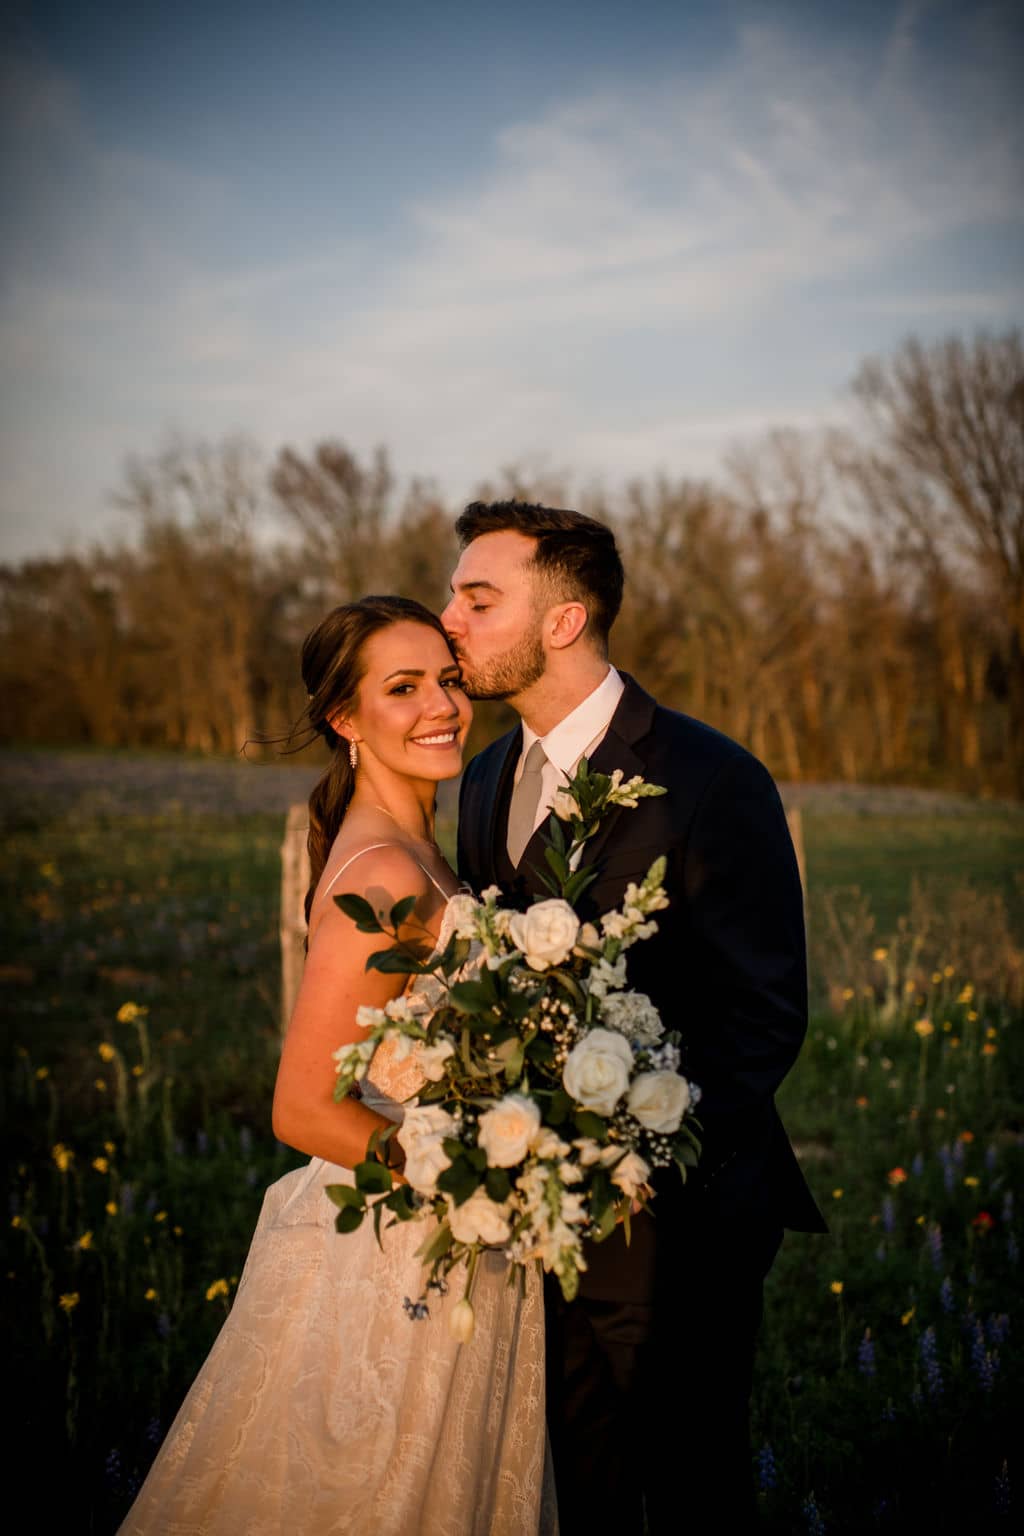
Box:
(830, 1281), (844, 1295)
(904, 980), (915, 993)
(117, 1002), (148, 1024)
(173, 1225), (183, 1237)
(982, 1043), (997, 1057)
(144, 1288), (158, 1302)
(105, 1202), (118, 1216)
(832, 1189), (844, 1200)
(950, 1037), (961, 1048)
(154, 1210), (168, 1223)
(92, 1157), (109, 1174)
(964, 1176), (980, 1188)
(842, 987), (855, 1001)
(132, 1065), (144, 1078)
(915, 1215), (926, 1226)
(97, 1043), (116, 1062)
(914, 1019), (934, 1038)
(59, 1293), (80, 1313)
(873, 947), (888, 961)
(931, 971), (943, 984)
(967, 1010), (978, 1022)
(901, 1307), (915, 1326)
(206, 1278), (230, 1301)
(52, 1143), (74, 1172)
(11, 1215), (22, 1229)
(942, 1020), (953, 1032)
(104, 1141), (116, 1155)
(943, 965), (955, 978)
(35, 1066), (50, 1081)
(94, 1080), (107, 1092)
(958, 985), (974, 1004)
(76, 1231), (94, 1251)
(986, 1026), (998, 1040)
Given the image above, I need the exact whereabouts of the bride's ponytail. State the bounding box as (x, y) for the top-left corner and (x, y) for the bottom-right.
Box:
(299, 596), (453, 925)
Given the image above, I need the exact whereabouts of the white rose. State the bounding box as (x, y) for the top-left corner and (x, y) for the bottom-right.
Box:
(562, 1028), (634, 1116)
(508, 900), (580, 971)
(397, 1105), (456, 1196)
(447, 1188), (513, 1246)
(550, 788), (579, 821)
(446, 893), (480, 939)
(477, 1094), (542, 1167)
(627, 1071), (691, 1134)
(413, 1036), (456, 1082)
(610, 1149), (652, 1198)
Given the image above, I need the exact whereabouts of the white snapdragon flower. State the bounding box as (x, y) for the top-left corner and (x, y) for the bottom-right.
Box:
(412, 1036), (456, 1081)
(508, 900), (580, 970)
(573, 923), (601, 955)
(534, 1129), (572, 1161)
(562, 1029), (634, 1116)
(355, 1004), (387, 1031)
(587, 955), (628, 999)
(331, 1038), (375, 1079)
(447, 1188), (513, 1246)
(627, 1071), (691, 1134)
(477, 1094), (542, 1167)
(610, 1150), (652, 1198)
(600, 991), (665, 1048)
(446, 893), (480, 940)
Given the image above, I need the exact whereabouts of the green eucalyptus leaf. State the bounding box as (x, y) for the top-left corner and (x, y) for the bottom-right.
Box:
(324, 1184), (366, 1211)
(573, 1109), (608, 1141)
(389, 894), (418, 928)
(436, 1159), (482, 1206)
(334, 1204), (365, 1235)
(367, 947), (430, 976)
(485, 1167), (512, 1202)
(449, 979), (495, 1013)
(334, 893), (383, 931)
(547, 1088), (572, 1125)
(355, 1159), (393, 1194)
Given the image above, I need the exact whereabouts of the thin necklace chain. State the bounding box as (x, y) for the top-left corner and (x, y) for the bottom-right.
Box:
(372, 801), (440, 849)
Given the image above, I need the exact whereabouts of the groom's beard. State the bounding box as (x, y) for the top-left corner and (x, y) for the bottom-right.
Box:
(455, 628), (546, 701)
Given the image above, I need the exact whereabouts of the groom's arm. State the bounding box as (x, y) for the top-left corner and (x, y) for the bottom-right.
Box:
(681, 752), (807, 1142)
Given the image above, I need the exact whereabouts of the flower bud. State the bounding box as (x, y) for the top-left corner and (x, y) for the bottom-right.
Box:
(449, 1297), (475, 1343)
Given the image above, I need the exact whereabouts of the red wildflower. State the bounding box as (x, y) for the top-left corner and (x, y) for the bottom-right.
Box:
(971, 1211), (995, 1233)
(887, 1167), (908, 1186)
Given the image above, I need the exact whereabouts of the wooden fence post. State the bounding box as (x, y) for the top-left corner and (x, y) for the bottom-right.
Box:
(280, 803), (310, 1033)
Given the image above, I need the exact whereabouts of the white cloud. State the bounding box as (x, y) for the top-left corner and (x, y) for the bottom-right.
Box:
(1, 5), (1022, 558)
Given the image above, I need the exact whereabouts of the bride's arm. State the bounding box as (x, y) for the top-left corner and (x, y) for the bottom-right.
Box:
(272, 845), (440, 1170)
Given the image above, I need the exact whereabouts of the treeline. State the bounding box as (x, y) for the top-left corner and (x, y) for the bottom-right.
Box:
(2, 330), (1022, 795)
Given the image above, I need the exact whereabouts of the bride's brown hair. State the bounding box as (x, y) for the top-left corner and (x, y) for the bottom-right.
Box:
(300, 596), (455, 924)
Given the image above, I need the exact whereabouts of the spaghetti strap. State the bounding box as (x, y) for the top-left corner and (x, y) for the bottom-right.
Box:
(320, 843), (453, 903)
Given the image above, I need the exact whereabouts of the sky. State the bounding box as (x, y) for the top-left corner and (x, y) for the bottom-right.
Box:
(1, 0), (1022, 560)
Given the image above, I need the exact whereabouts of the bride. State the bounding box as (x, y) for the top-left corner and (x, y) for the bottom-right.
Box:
(120, 596), (556, 1536)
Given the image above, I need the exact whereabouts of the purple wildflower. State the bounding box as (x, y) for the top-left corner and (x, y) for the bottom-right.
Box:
(875, 1242), (888, 1262)
(145, 1417), (162, 1447)
(939, 1276), (955, 1315)
(1002, 1190), (1014, 1222)
(757, 1442), (777, 1493)
(987, 1313), (1010, 1347)
(985, 1144), (997, 1172)
(882, 1196), (895, 1233)
(104, 1449), (122, 1490)
(858, 1328), (877, 1377)
(911, 1152), (924, 1177)
(952, 1140), (965, 1167)
(926, 1224), (943, 1271)
(994, 1460), (1011, 1516)
(196, 1130), (209, 1156)
(157, 1312), (172, 1339)
(943, 1165), (955, 1194)
(919, 1326), (943, 1398)
(971, 1323), (997, 1391)
(803, 1492), (826, 1535)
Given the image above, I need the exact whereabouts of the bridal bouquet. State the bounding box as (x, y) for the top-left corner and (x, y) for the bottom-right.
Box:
(329, 760), (702, 1337)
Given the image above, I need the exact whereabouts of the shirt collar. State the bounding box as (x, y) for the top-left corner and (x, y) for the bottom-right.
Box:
(521, 666), (625, 778)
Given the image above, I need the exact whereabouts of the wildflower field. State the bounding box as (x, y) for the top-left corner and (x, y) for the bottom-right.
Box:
(2, 751), (1021, 1533)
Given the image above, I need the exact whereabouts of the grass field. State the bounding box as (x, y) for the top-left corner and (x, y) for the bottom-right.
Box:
(2, 751), (1021, 1531)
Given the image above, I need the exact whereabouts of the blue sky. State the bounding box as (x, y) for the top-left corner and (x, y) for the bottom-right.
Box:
(2, 0), (1022, 559)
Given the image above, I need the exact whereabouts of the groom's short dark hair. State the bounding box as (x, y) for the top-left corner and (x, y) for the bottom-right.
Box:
(455, 500), (624, 648)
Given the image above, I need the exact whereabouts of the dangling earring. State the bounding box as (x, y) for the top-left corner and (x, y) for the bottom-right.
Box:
(349, 740), (359, 771)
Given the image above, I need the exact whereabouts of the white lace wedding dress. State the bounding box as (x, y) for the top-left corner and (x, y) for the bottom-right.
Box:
(120, 897), (557, 1535)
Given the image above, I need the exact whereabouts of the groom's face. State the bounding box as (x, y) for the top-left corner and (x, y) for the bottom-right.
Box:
(442, 530), (548, 701)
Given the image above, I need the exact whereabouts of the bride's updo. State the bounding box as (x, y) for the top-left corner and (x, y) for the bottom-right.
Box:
(300, 596), (454, 923)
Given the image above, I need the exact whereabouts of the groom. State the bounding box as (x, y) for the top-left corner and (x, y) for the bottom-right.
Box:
(443, 501), (826, 1534)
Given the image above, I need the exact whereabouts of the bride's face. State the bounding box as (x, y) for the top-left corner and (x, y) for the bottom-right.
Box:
(340, 621), (472, 780)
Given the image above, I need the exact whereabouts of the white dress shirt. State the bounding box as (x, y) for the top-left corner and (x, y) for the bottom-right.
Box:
(510, 666), (626, 848)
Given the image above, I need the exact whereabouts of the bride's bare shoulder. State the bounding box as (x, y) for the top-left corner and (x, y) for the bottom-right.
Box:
(309, 840), (435, 938)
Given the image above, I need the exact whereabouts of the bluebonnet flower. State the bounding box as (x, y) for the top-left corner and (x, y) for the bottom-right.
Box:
(971, 1323), (997, 1391)
(881, 1196), (895, 1233)
(943, 1165), (955, 1194)
(121, 1182), (135, 1216)
(1001, 1189), (1014, 1222)
(911, 1152), (924, 1177)
(987, 1313), (1010, 1347)
(196, 1130), (209, 1156)
(757, 1442), (778, 1493)
(104, 1449), (122, 1490)
(157, 1312), (172, 1339)
(926, 1224), (943, 1271)
(803, 1492), (826, 1535)
(952, 1140), (965, 1167)
(919, 1326), (943, 1397)
(858, 1328), (877, 1377)
(940, 1276), (955, 1315)
(145, 1417), (162, 1447)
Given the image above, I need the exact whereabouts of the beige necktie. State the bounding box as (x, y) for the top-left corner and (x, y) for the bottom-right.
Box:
(506, 740), (548, 866)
